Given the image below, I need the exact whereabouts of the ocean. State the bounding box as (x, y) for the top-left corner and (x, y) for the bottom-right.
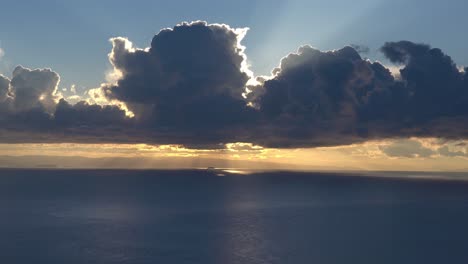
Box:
(0, 169), (467, 264)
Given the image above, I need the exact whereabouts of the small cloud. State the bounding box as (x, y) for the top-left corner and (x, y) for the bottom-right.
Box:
(65, 95), (82, 104)
(0, 48), (4, 59)
(225, 142), (263, 152)
(437, 146), (467, 157)
(350, 44), (370, 54)
(380, 139), (435, 158)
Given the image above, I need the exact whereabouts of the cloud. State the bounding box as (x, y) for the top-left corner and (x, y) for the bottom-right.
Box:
(0, 48), (4, 59)
(248, 41), (468, 147)
(247, 45), (396, 147)
(379, 139), (468, 158)
(54, 99), (129, 128)
(350, 44), (370, 54)
(9, 66), (60, 114)
(0, 22), (468, 149)
(100, 21), (257, 144)
(0, 74), (10, 102)
(380, 41), (468, 120)
(380, 139), (435, 158)
(104, 21), (252, 104)
(0, 67), (131, 143)
(437, 146), (467, 157)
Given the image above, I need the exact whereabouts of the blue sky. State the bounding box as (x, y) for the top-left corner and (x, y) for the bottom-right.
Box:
(1, 0), (468, 92)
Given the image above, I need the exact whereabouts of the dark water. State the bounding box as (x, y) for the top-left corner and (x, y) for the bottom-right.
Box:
(1, 169), (468, 264)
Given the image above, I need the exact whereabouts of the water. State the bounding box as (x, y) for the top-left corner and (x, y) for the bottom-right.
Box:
(1, 169), (468, 264)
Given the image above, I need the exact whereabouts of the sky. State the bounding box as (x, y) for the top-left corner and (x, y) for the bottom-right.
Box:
(1, 0), (468, 170)
(2, 0), (468, 90)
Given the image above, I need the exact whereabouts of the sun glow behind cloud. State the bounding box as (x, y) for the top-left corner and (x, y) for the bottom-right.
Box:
(1, 138), (467, 171)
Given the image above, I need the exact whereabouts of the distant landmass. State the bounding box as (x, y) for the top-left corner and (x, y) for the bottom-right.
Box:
(0, 155), (297, 170)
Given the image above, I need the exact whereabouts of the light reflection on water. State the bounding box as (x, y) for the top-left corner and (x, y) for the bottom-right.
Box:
(220, 173), (271, 264)
(221, 169), (254, 175)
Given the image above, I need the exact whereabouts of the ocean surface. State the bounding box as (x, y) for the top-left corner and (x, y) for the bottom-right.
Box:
(1, 169), (468, 264)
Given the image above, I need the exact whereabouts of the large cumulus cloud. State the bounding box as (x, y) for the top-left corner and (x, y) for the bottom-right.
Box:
(247, 45), (388, 147)
(367, 41), (468, 139)
(380, 41), (468, 120)
(248, 41), (468, 147)
(1, 21), (468, 148)
(100, 21), (257, 144)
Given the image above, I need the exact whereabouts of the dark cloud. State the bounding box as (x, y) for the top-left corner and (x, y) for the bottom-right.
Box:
(10, 66), (60, 113)
(0, 22), (468, 148)
(246, 46), (361, 146)
(54, 99), (129, 127)
(105, 22), (250, 103)
(101, 21), (257, 144)
(247, 45), (397, 147)
(366, 41), (468, 141)
(249, 41), (468, 147)
(381, 41), (468, 120)
(0, 67), (130, 143)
